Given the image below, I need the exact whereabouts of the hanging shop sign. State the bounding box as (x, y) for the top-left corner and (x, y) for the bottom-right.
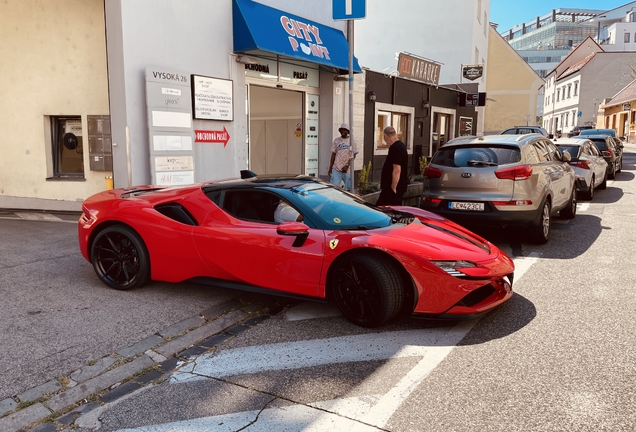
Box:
(458, 92), (486, 107)
(462, 64), (484, 81)
(397, 52), (441, 86)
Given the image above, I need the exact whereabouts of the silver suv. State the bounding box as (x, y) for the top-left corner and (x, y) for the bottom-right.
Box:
(422, 134), (577, 244)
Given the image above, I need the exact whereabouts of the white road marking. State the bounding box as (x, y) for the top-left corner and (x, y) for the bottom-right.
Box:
(127, 254), (540, 431)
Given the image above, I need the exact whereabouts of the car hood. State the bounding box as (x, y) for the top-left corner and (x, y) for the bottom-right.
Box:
(361, 207), (501, 263)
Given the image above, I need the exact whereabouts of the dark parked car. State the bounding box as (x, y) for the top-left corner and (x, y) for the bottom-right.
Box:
(567, 125), (594, 137)
(579, 135), (622, 179)
(422, 134), (576, 244)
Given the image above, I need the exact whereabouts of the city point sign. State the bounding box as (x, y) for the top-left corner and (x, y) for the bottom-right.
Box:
(397, 52), (441, 86)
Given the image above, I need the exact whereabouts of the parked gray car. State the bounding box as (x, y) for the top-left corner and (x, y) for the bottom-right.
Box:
(422, 134), (577, 244)
(553, 138), (608, 200)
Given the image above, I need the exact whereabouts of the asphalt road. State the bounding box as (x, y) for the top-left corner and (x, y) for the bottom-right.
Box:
(2, 146), (636, 431)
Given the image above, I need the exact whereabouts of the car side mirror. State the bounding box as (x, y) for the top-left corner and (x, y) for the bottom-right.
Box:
(277, 221), (309, 247)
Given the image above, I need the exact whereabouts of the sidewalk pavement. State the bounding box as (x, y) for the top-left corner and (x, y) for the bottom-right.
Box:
(0, 294), (294, 432)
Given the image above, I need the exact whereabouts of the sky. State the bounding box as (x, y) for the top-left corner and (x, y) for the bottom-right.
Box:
(490, 0), (629, 32)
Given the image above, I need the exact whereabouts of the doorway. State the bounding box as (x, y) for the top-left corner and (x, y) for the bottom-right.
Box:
(249, 86), (303, 175)
(432, 112), (452, 154)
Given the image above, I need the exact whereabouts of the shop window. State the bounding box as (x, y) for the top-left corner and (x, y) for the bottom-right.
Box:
(373, 102), (414, 156)
(51, 116), (84, 177)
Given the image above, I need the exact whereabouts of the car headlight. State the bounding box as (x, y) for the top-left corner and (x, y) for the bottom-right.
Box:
(430, 260), (477, 277)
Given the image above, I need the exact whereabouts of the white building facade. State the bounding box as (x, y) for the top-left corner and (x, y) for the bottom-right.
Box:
(353, 0), (491, 134)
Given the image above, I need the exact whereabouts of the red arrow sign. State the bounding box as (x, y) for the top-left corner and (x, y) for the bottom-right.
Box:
(194, 127), (230, 147)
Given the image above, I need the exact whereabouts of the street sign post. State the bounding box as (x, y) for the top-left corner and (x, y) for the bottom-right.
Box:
(333, 0), (366, 192)
(332, 0), (366, 20)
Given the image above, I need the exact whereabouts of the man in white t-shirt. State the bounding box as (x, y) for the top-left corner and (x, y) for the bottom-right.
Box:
(328, 123), (358, 190)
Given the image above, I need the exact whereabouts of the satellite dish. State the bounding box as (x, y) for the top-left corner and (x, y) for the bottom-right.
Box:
(63, 133), (78, 150)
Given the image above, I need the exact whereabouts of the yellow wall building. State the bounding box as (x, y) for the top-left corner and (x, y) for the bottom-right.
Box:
(484, 25), (544, 134)
(0, 0), (110, 211)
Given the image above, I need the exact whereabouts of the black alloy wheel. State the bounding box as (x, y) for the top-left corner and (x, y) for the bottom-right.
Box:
(331, 254), (404, 327)
(91, 225), (150, 290)
(609, 162), (616, 179)
(617, 156), (622, 173)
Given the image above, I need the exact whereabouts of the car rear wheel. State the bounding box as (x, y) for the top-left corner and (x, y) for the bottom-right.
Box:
(609, 163), (616, 179)
(617, 157), (622, 173)
(560, 188), (577, 219)
(91, 225), (150, 290)
(331, 254), (404, 328)
(583, 176), (594, 200)
(528, 200), (551, 244)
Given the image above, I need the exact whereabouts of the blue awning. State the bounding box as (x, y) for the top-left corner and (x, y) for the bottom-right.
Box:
(233, 0), (362, 74)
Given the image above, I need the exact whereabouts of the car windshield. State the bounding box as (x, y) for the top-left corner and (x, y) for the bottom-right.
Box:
(288, 183), (395, 230)
(556, 145), (581, 160)
(431, 145), (521, 167)
(580, 129), (616, 137)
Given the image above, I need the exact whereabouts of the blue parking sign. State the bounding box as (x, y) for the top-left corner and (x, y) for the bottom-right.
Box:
(333, 0), (366, 20)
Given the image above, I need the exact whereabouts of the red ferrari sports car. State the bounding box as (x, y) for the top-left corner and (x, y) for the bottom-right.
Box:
(78, 175), (514, 327)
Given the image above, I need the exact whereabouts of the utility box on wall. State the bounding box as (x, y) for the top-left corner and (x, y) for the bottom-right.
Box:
(88, 115), (112, 171)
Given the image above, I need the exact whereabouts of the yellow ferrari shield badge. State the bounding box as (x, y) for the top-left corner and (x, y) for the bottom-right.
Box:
(329, 239), (339, 250)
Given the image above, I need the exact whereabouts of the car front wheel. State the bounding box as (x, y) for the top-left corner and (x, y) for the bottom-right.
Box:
(599, 172), (607, 190)
(528, 200), (551, 244)
(331, 254), (404, 328)
(91, 225), (150, 290)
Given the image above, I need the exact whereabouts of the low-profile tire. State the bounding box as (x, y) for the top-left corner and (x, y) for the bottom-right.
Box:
(90, 225), (150, 290)
(330, 253), (404, 328)
(598, 172), (607, 190)
(528, 200), (551, 244)
(560, 188), (577, 219)
(582, 176), (594, 200)
(617, 157), (622, 173)
(609, 163), (616, 179)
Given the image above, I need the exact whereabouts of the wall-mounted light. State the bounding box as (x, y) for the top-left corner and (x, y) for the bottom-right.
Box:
(422, 100), (430, 109)
(368, 91), (377, 101)
(334, 75), (349, 81)
(236, 55), (259, 65)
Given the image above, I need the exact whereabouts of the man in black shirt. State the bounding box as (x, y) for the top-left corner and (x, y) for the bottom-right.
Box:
(376, 126), (408, 206)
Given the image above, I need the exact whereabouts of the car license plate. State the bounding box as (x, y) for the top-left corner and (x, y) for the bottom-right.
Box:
(449, 201), (484, 211)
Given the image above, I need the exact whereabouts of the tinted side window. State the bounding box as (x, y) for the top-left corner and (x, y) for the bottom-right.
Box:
(222, 190), (285, 223)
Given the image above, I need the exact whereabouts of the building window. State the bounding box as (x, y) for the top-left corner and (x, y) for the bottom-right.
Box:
(373, 102), (415, 156)
(51, 116), (84, 177)
(574, 82), (578, 96)
(567, 85), (571, 98)
(565, 112), (569, 127)
(625, 32), (631, 43)
(556, 90), (560, 102)
(477, 0), (482, 22)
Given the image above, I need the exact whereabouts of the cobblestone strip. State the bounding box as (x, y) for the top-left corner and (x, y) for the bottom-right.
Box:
(0, 299), (286, 431)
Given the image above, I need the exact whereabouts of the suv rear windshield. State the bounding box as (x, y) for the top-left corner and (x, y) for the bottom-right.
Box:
(587, 138), (608, 151)
(431, 145), (521, 167)
(556, 145), (581, 160)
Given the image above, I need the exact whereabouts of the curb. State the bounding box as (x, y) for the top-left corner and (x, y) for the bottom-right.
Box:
(0, 295), (293, 432)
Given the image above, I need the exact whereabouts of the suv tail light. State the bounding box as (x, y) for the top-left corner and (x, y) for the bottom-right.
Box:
(570, 160), (590, 169)
(494, 165), (533, 181)
(602, 149), (614, 158)
(424, 166), (443, 179)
